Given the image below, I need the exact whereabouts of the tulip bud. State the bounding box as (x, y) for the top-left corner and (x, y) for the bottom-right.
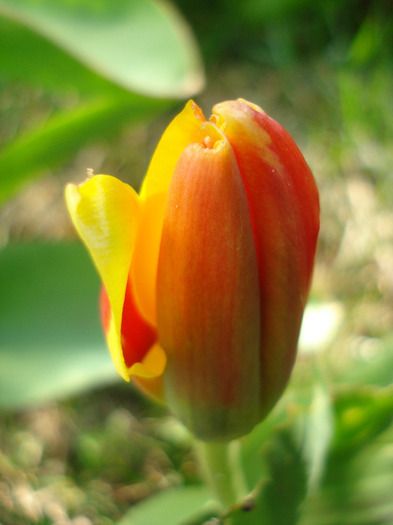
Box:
(65, 99), (319, 441)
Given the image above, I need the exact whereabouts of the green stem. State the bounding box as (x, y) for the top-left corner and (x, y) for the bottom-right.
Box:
(195, 440), (248, 510)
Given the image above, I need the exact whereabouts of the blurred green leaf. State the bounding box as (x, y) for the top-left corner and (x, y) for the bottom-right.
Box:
(331, 386), (393, 456)
(0, 242), (119, 409)
(339, 67), (393, 143)
(299, 383), (334, 490)
(0, 94), (171, 203)
(240, 402), (287, 491)
(0, 0), (205, 202)
(238, 384), (393, 525)
(301, 388), (393, 525)
(234, 395), (311, 525)
(241, 381), (334, 493)
(301, 445), (393, 524)
(0, 14), (124, 97)
(117, 485), (215, 525)
(232, 427), (308, 525)
(338, 337), (393, 388)
(0, 0), (204, 97)
(349, 7), (393, 66)
(290, 385), (393, 524)
(259, 429), (308, 524)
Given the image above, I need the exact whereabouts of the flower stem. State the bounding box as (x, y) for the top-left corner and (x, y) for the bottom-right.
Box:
(195, 439), (248, 510)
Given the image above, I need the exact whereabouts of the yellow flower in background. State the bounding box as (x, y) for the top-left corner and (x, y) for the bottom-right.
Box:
(65, 99), (319, 441)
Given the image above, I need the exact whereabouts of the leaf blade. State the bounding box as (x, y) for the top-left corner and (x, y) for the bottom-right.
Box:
(0, 94), (172, 203)
(0, 242), (119, 408)
(0, 0), (204, 97)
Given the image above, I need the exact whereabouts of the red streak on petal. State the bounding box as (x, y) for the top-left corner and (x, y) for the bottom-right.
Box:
(213, 100), (319, 414)
(100, 281), (157, 368)
(157, 139), (261, 439)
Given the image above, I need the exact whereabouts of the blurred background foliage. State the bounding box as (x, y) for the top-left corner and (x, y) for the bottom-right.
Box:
(0, 0), (392, 523)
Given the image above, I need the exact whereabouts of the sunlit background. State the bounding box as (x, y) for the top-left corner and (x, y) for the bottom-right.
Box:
(1, 1), (392, 524)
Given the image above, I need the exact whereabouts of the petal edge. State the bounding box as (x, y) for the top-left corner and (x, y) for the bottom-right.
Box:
(65, 174), (140, 381)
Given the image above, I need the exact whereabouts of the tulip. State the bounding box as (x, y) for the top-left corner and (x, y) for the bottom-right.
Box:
(65, 99), (319, 441)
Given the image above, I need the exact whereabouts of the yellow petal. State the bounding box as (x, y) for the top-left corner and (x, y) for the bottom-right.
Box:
(236, 97), (265, 114)
(131, 100), (206, 324)
(130, 192), (167, 325)
(139, 100), (205, 200)
(130, 344), (167, 401)
(129, 343), (167, 379)
(65, 175), (140, 381)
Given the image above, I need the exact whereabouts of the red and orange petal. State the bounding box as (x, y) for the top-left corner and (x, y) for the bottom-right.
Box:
(156, 125), (262, 440)
(213, 100), (320, 413)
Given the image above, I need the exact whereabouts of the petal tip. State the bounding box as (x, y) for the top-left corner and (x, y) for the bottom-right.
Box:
(129, 344), (167, 379)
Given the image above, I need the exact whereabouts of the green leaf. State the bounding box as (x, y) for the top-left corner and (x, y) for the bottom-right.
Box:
(238, 379), (393, 525)
(258, 429), (308, 525)
(301, 443), (393, 525)
(0, 94), (172, 203)
(0, 0), (204, 202)
(240, 403), (288, 491)
(299, 383), (334, 490)
(300, 388), (393, 525)
(339, 67), (393, 143)
(117, 485), (215, 525)
(0, 242), (119, 409)
(0, 0), (204, 98)
(0, 14), (124, 97)
(230, 426), (308, 525)
(236, 383), (333, 525)
(331, 386), (393, 456)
